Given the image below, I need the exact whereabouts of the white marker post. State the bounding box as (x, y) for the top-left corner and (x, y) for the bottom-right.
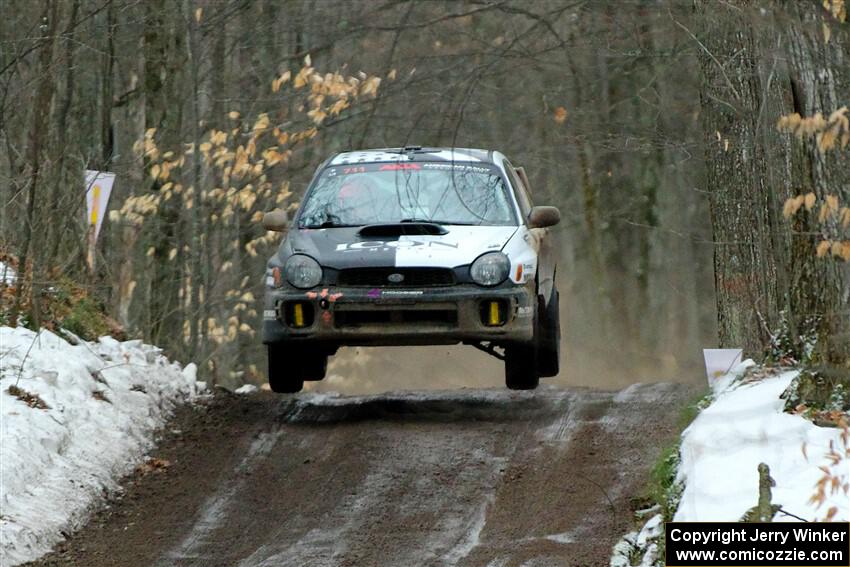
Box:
(702, 348), (743, 386)
(85, 170), (115, 273)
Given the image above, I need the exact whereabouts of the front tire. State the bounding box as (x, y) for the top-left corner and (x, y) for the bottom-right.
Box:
(268, 345), (327, 393)
(302, 351), (329, 381)
(504, 343), (540, 390)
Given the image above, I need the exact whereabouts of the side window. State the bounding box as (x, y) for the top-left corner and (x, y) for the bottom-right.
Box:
(504, 160), (533, 220)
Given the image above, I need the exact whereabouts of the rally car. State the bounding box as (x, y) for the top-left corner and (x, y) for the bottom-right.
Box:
(262, 147), (561, 392)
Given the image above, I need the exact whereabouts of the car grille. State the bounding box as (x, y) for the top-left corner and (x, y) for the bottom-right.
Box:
(335, 309), (458, 328)
(337, 267), (455, 287)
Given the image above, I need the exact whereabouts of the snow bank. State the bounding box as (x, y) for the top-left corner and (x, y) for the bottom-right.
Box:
(0, 326), (203, 565)
(675, 363), (848, 523)
(610, 512), (662, 567)
(235, 383), (258, 394)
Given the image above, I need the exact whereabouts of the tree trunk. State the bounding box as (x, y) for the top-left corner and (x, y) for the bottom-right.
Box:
(11, 0), (59, 327)
(45, 0), (80, 270)
(782, 2), (850, 363)
(100, 0), (115, 169)
(143, 0), (183, 344)
(186, 0), (202, 359)
(700, 7), (786, 357)
(699, 2), (849, 363)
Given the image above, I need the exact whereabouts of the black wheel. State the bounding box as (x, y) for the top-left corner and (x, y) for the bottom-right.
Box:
(302, 351), (329, 381)
(537, 287), (560, 378)
(504, 335), (540, 390)
(268, 345), (325, 393)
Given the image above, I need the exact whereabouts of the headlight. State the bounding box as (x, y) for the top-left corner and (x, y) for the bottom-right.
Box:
(470, 252), (510, 286)
(285, 255), (322, 289)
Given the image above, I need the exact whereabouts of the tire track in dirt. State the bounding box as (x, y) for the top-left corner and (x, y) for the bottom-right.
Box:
(30, 384), (693, 567)
(159, 428), (284, 565)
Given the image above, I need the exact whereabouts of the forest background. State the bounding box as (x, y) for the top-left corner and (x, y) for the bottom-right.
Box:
(2, 0), (847, 389)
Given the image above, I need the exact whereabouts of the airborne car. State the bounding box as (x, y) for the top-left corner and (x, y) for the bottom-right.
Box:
(262, 147), (561, 392)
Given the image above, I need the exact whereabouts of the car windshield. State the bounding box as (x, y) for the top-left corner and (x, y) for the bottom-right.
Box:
(298, 162), (517, 228)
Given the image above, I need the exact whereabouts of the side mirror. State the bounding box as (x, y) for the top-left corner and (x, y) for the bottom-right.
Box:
(528, 206), (561, 229)
(262, 209), (289, 232)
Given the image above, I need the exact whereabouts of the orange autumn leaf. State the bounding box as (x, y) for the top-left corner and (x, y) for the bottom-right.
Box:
(553, 106), (568, 124)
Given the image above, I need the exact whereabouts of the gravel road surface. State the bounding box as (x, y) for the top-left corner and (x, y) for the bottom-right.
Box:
(31, 383), (692, 567)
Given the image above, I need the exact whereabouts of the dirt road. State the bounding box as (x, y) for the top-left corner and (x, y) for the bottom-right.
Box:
(32, 383), (692, 567)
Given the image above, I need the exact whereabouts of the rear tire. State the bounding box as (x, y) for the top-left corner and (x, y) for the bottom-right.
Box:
(504, 343), (540, 390)
(537, 287), (560, 378)
(268, 345), (328, 393)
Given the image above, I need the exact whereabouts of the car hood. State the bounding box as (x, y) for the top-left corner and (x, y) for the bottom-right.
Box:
(285, 225), (518, 270)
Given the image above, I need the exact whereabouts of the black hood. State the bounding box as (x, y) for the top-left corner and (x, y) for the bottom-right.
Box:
(285, 227), (394, 269)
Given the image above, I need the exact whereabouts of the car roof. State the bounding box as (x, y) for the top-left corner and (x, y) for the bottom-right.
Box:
(328, 147), (497, 166)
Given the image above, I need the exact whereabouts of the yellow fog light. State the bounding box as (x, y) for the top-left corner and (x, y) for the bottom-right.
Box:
(285, 301), (314, 328)
(481, 300), (507, 327)
(489, 301), (500, 325)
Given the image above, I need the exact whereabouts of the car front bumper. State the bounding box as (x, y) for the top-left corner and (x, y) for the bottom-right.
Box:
(262, 283), (536, 347)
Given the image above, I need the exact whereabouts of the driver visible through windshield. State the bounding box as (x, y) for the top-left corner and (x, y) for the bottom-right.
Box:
(298, 162), (517, 228)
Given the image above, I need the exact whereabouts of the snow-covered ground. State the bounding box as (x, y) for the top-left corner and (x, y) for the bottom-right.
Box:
(676, 362), (848, 523)
(611, 362), (849, 566)
(0, 326), (204, 565)
(611, 509), (663, 567)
